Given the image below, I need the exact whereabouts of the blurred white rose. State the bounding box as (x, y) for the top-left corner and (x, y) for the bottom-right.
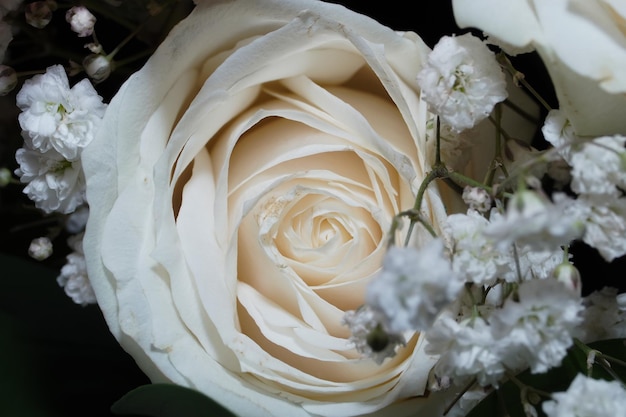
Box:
(452, 0), (626, 136)
(82, 1), (460, 416)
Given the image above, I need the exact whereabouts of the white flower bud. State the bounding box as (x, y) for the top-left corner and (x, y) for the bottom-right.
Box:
(82, 54), (111, 83)
(0, 167), (12, 186)
(0, 65), (17, 95)
(25, 1), (53, 29)
(28, 236), (53, 261)
(66, 6), (96, 37)
(552, 262), (582, 296)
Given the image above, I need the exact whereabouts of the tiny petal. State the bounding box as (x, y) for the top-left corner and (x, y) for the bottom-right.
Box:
(28, 236), (53, 260)
(417, 33), (507, 132)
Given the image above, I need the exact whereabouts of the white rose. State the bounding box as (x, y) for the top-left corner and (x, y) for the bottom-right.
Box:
(452, 0), (626, 136)
(82, 1), (462, 416)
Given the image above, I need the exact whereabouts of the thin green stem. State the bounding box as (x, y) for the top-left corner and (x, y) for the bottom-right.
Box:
(506, 371), (553, 399)
(443, 378), (478, 416)
(497, 52), (553, 112)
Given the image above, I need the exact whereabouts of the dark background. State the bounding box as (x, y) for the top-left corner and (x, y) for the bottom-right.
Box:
(0, 1), (623, 417)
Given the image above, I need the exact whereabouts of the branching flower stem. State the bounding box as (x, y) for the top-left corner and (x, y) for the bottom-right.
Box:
(497, 52), (553, 113)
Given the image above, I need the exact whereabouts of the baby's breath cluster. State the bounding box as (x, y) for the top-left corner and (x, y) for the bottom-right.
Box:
(343, 31), (626, 416)
(2, 0), (195, 306)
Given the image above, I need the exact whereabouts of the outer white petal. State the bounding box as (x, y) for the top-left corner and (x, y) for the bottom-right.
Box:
(452, 0), (626, 136)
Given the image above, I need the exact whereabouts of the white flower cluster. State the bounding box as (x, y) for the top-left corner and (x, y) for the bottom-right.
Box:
(14, 65), (105, 214)
(542, 374), (626, 417)
(366, 240), (463, 333)
(345, 29), (626, 407)
(417, 33), (507, 132)
(543, 109), (626, 262)
(56, 232), (96, 306)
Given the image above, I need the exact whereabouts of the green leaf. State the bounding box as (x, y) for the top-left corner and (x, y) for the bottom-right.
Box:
(466, 339), (626, 417)
(111, 384), (237, 417)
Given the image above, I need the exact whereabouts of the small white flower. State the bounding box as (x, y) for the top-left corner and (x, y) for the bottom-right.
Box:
(491, 279), (583, 374)
(578, 195), (626, 262)
(341, 305), (405, 365)
(417, 33), (507, 132)
(462, 186), (492, 213)
(542, 374), (626, 417)
(65, 204), (89, 233)
(541, 109), (581, 163)
(65, 6), (96, 37)
(426, 313), (507, 387)
(366, 239), (463, 332)
(484, 190), (585, 251)
(56, 233), (96, 306)
(15, 143), (86, 214)
(444, 210), (508, 285)
(580, 287), (626, 343)
(16, 64), (106, 161)
(570, 135), (626, 200)
(512, 244), (564, 283)
(28, 236), (53, 260)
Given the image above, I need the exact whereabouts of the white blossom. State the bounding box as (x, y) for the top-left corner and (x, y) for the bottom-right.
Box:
(16, 64), (106, 161)
(462, 186), (491, 213)
(542, 374), (626, 417)
(490, 279), (584, 374)
(426, 313), (507, 387)
(569, 135), (626, 200)
(417, 33), (507, 132)
(14, 143), (86, 214)
(341, 305), (405, 365)
(65, 6), (96, 37)
(541, 109), (581, 163)
(28, 236), (53, 260)
(444, 210), (508, 285)
(483, 190), (585, 251)
(445, 209), (564, 284)
(578, 195), (626, 262)
(56, 233), (96, 306)
(580, 287), (626, 343)
(65, 204), (89, 233)
(366, 240), (463, 332)
(515, 245), (565, 282)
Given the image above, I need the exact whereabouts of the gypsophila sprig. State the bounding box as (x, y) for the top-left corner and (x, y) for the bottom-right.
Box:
(417, 32), (507, 132)
(56, 232), (96, 306)
(3, 2), (626, 416)
(542, 374), (626, 417)
(341, 305), (405, 365)
(366, 239), (463, 333)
